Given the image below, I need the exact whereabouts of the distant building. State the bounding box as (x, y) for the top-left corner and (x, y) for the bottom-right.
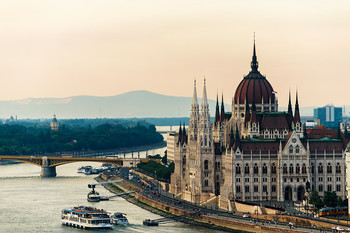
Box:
(314, 105), (342, 129)
(50, 114), (59, 131)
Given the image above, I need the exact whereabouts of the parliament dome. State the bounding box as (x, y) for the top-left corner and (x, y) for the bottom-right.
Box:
(233, 43), (275, 105)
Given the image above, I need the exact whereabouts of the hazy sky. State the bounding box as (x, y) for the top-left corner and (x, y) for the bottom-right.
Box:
(0, 0), (349, 107)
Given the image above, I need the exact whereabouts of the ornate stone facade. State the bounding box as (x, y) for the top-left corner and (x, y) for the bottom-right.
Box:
(168, 42), (349, 209)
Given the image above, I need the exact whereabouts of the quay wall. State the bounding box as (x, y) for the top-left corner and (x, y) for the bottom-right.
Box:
(234, 201), (280, 215)
(134, 193), (306, 233)
(100, 174), (340, 232)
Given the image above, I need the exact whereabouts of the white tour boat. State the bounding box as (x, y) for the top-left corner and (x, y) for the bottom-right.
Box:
(61, 206), (113, 229)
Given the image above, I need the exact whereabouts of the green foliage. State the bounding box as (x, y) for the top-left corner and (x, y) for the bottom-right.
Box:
(0, 123), (163, 155)
(309, 191), (323, 209)
(137, 160), (175, 181)
(323, 191), (338, 207)
(161, 151), (167, 165)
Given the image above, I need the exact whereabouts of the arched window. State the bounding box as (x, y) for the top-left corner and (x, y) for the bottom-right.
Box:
(263, 163), (267, 174)
(216, 175), (219, 181)
(327, 163), (332, 174)
(336, 163), (341, 173)
(311, 163), (315, 174)
(245, 163), (250, 174)
(295, 145), (300, 153)
(236, 164), (241, 174)
(236, 185), (241, 193)
(271, 163), (276, 174)
(296, 163), (300, 174)
(204, 160), (209, 170)
(289, 164), (294, 174)
(254, 163), (259, 174)
(283, 163), (287, 174)
(289, 145), (293, 153)
(204, 179), (209, 187)
(302, 163), (307, 174)
(318, 163), (323, 174)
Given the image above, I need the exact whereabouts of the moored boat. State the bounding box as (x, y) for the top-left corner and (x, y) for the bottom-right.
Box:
(143, 219), (159, 226)
(87, 190), (100, 202)
(111, 212), (129, 225)
(61, 206), (112, 229)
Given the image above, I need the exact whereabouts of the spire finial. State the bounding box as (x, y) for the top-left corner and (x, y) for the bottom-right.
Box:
(251, 34), (259, 72)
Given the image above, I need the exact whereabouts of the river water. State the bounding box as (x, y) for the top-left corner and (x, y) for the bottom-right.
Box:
(0, 126), (220, 233)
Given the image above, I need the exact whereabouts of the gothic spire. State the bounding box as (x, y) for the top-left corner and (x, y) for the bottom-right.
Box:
(178, 122), (182, 144)
(294, 90), (300, 123)
(288, 90), (293, 115)
(251, 35), (259, 72)
(192, 79), (198, 106)
(215, 93), (220, 123)
(202, 78), (208, 106)
(220, 93), (225, 122)
(182, 122), (186, 144)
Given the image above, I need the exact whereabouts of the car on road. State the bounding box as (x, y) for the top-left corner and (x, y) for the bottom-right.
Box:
(311, 224), (318, 229)
(336, 226), (344, 231)
(243, 214), (249, 218)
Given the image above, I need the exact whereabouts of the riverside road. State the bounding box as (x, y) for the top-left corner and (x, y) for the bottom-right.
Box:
(114, 168), (335, 233)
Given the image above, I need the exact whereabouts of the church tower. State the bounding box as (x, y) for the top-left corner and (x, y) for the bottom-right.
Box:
(50, 114), (59, 131)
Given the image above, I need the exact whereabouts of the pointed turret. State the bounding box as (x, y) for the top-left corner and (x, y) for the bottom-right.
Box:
(199, 78), (212, 148)
(202, 78), (208, 106)
(178, 122), (182, 144)
(294, 90), (300, 123)
(188, 79), (199, 141)
(214, 93), (220, 123)
(288, 90), (293, 116)
(251, 37), (259, 72)
(220, 93), (225, 123)
(182, 122), (186, 144)
(192, 79), (198, 106)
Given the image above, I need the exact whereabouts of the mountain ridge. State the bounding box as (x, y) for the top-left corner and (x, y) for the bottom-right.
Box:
(0, 90), (337, 119)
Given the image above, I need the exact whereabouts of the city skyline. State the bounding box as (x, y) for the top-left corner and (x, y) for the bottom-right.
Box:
(0, 0), (349, 107)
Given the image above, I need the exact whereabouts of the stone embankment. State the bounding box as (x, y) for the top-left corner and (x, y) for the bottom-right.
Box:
(96, 175), (311, 233)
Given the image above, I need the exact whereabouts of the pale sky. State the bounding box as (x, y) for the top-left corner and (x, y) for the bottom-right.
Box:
(0, 0), (349, 107)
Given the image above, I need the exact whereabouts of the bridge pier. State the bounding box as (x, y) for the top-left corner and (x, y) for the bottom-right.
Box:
(41, 166), (57, 177)
(40, 156), (56, 177)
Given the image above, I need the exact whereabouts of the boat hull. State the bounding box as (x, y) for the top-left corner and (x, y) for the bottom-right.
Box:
(61, 220), (113, 229)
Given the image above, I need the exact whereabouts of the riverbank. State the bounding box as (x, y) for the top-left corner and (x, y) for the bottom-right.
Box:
(96, 175), (310, 233)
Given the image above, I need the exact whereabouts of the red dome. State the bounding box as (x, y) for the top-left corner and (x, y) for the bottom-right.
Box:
(234, 71), (275, 105)
(233, 43), (275, 105)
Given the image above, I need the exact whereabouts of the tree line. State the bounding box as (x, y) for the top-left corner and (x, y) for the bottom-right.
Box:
(309, 190), (348, 210)
(0, 123), (163, 155)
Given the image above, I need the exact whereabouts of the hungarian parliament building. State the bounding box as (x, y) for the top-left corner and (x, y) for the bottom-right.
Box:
(167, 42), (349, 210)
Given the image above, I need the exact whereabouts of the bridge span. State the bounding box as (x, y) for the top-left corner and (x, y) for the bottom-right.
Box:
(0, 155), (160, 177)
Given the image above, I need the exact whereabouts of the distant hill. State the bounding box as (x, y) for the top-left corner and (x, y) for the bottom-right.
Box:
(0, 90), (340, 119)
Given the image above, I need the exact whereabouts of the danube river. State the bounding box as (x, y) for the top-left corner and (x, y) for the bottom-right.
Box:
(0, 162), (218, 233)
(0, 126), (222, 233)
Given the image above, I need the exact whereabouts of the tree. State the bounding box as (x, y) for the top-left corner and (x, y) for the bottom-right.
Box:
(162, 151), (168, 165)
(323, 191), (338, 207)
(309, 191), (323, 209)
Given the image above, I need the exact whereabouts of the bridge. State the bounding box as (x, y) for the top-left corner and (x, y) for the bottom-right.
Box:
(0, 155), (160, 177)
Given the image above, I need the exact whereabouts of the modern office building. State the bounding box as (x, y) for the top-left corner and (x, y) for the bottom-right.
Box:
(314, 105), (342, 129)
